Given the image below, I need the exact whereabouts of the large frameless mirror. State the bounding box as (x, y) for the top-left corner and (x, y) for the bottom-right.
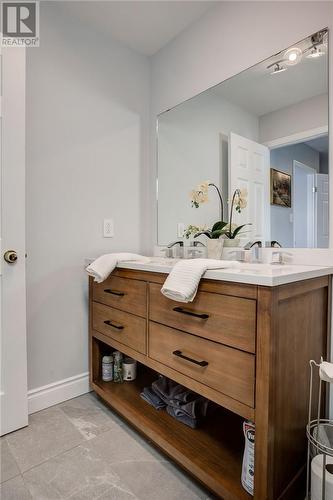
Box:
(157, 29), (329, 248)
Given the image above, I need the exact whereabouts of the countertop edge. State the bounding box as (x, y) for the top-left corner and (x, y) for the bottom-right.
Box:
(85, 259), (333, 287)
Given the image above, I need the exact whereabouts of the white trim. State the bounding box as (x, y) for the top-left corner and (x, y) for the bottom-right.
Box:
(264, 126), (328, 149)
(27, 372), (90, 414)
(292, 161), (316, 248)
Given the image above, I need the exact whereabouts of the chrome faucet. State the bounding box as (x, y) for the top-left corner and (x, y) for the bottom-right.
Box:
(167, 240), (184, 249)
(164, 240), (184, 258)
(270, 240), (282, 248)
(244, 240), (262, 250)
(271, 250), (292, 265)
(244, 240), (262, 263)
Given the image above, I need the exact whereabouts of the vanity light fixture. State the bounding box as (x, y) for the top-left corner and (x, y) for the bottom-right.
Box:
(268, 62), (287, 75)
(304, 30), (327, 59)
(267, 29), (327, 75)
(284, 47), (303, 65)
(306, 46), (325, 59)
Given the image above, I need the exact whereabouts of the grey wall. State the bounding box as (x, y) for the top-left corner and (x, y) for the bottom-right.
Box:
(26, 3), (150, 391)
(270, 143), (320, 247)
(259, 94), (328, 145)
(25, 0), (333, 401)
(158, 92), (259, 245)
(320, 152), (329, 174)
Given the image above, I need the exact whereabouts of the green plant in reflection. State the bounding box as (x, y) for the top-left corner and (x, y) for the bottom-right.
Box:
(188, 182), (250, 239)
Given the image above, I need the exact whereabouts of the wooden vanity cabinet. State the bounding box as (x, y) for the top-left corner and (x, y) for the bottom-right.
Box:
(89, 269), (331, 500)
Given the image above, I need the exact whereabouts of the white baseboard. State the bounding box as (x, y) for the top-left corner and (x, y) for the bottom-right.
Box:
(28, 372), (91, 414)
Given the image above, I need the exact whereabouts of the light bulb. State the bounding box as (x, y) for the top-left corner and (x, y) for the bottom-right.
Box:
(284, 47), (302, 66)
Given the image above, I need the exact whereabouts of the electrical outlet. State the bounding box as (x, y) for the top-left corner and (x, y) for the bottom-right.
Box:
(103, 219), (114, 238)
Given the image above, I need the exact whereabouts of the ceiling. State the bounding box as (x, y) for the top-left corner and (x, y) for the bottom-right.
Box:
(59, 1), (216, 56)
(305, 135), (329, 154)
(211, 34), (328, 117)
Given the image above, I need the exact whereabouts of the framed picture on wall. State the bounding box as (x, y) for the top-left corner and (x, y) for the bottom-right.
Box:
(270, 169), (292, 208)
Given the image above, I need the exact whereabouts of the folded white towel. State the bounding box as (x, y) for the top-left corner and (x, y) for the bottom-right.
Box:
(86, 253), (150, 283)
(161, 259), (235, 303)
(319, 361), (333, 384)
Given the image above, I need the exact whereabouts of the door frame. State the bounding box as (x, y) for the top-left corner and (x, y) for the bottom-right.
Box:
(263, 126), (328, 150)
(292, 160), (316, 248)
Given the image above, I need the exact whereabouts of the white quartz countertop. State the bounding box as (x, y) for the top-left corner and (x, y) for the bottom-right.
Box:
(86, 257), (333, 287)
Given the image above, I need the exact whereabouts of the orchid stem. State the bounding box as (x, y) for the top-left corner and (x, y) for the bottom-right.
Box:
(229, 189), (240, 239)
(208, 183), (224, 222)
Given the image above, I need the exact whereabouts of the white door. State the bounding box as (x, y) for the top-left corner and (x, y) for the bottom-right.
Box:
(229, 132), (270, 242)
(315, 173), (329, 248)
(0, 47), (28, 435)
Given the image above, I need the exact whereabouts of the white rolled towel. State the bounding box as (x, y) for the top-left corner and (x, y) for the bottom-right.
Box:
(86, 253), (150, 283)
(161, 258), (236, 303)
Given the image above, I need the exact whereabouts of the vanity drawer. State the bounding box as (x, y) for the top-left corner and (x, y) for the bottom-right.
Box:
(93, 275), (147, 318)
(92, 302), (146, 354)
(149, 322), (255, 407)
(149, 283), (256, 353)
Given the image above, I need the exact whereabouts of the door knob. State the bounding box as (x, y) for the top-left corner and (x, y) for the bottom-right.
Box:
(4, 250), (18, 264)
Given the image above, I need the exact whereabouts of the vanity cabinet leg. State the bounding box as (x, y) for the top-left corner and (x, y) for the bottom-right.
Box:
(254, 287), (276, 499)
(255, 279), (329, 499)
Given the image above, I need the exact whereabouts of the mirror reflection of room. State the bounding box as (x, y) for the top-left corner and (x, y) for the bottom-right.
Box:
(157, 29), (329, 248)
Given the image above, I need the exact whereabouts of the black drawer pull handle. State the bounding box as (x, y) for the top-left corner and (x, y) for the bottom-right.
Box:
(104, 320), (124, 330)
(173, 306), (209, 319)
(104, 289), (125, 297)
(173, 350), (208, 367)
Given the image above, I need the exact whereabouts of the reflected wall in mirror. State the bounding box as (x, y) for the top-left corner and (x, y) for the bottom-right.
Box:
(157, 29), (329, 248)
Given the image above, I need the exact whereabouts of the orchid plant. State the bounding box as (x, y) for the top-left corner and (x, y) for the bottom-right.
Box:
(190, 181), (224, 221)
(187, 182), (250, 240)
(222, 188), (250, 239)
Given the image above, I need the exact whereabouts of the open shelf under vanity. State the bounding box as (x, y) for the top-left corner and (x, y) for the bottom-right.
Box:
(91, 335), (250, 500)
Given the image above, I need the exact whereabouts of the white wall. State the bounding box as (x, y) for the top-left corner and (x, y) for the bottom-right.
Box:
(270, 143), (320, 247)
(26, 3), (150, 393)
(150, 1), (333, 251)
(259, 94), (328, 144)
(158, 92), (259, 245)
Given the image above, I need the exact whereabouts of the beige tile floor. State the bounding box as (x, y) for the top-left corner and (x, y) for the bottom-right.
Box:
(0, 393), (214, 500)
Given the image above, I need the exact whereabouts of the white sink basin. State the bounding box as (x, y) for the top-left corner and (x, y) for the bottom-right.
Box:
(147, 257), (180, 265)
(233, 262), (289, 272)
(148, 257), (290, 271)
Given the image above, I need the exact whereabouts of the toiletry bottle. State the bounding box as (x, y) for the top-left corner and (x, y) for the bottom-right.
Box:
(241, 420), (255, 495)
(102, 356), (113, 382)
(122, 357), (137, 381)
(113, 351), (123, 383)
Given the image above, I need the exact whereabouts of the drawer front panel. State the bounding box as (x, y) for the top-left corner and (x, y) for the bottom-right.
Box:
(93, 302), (146, 354)
(149, 322), (255, 407)
(93, 276), (146, 317)
(149, 283), (256, 353)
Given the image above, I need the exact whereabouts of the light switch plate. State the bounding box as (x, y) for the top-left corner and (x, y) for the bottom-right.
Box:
(177, 222), (185, 238)
(103, 219), (114, 238)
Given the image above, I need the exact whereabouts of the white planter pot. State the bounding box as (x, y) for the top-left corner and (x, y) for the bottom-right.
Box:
(223, 238), (240, 248)
(206, 239), (224, 259)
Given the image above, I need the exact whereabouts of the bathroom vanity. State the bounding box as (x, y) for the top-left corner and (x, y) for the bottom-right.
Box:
(89, 260), (333, 499)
